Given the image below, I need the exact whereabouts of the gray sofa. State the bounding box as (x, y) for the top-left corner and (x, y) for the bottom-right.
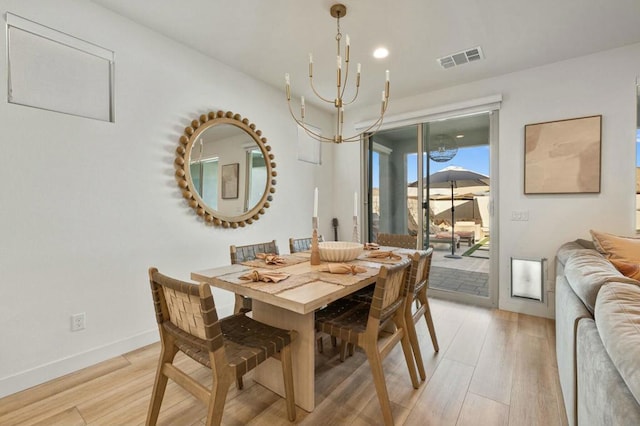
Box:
(556, 240), (640, 426)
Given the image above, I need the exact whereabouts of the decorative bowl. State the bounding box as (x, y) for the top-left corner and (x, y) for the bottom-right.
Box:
(318, 241), (364, 262)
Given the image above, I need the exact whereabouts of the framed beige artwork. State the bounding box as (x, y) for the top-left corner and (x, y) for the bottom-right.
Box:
(524, 115), (602, 194)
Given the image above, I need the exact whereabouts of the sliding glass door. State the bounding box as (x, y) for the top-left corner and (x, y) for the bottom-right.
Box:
(366, 111), (497, 307)
(368, 126), (419, 241)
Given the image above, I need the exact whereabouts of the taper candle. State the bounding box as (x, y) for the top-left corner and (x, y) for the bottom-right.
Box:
(313, 187), (318, 218)
(354, 192), (358, 216)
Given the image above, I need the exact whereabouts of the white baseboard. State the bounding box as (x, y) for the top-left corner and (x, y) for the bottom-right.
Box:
(0, 329), (159, 399)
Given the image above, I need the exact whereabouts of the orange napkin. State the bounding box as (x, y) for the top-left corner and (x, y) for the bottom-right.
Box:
(364, 243), (380, 250)
(367, 251), (402, 260)
(239, 270), (290, 283)
(256, 253), (286, 265)
(319, 263), (368, 275)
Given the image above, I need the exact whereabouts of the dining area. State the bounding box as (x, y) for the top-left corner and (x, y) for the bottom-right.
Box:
(0, 99), (560, 425)
(148, 232), (439, 426)
(0, 1), (599, 424)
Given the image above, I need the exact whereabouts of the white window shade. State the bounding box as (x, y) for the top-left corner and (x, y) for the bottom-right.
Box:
(355, 94), (502, 133)
(7, 13), (115, 122)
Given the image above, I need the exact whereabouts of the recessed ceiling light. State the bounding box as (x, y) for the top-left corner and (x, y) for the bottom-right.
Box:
(456, 134), (464, 139)
(373, 47), (389, 59)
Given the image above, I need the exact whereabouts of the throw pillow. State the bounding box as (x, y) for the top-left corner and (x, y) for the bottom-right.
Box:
(590, 230), (640, 262)
(609, 258), (640, 280)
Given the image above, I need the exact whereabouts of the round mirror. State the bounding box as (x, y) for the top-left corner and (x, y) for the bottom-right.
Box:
(174, 111), (276, 228)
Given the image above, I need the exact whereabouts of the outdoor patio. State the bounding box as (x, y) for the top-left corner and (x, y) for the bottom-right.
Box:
(429, 238), (490, 297)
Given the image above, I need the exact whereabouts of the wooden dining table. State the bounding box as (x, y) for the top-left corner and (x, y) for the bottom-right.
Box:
(191, 247), (415, 412)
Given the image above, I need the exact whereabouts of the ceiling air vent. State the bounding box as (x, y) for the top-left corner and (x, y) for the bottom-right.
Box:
(437, 46), (484, 69)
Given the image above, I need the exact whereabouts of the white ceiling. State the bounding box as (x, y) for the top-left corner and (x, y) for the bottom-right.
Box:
(91, 0), (640, 110)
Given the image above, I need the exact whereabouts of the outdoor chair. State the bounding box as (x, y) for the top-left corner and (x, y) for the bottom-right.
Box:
(315, 260), (419, 425)
(376, 233), (417, 249)
(404, 250), (439, 381)
(146, 268), (296, 425)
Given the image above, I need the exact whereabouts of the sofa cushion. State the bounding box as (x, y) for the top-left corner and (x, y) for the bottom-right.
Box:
(610, 258), (640, 280)
(557, 240), (596, 266)
(577, 319), (640, 426)
(564, 251), (639, 313)
(595, 282), (640, 404)
(556, 275), (593, 426)
(591, 230), (640, 261)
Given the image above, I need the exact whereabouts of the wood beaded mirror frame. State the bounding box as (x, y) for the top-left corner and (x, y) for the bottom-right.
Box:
(174, 110), (276, 228)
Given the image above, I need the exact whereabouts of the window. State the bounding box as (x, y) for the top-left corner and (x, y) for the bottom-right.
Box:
(7, 13), (115, 121)
(190, 159), (219, 210)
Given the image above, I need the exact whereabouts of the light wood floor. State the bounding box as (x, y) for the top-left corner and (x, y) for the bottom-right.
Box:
(0, 299), (568, 425)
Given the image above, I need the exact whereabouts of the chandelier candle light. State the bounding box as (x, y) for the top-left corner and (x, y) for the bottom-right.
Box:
(285, 3), (390, 143)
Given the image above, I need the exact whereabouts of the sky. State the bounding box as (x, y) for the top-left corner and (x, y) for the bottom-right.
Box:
(372, 145), (490, 187)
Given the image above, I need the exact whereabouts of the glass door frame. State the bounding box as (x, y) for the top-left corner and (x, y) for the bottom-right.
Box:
(361, 102), (500, 309)
(423, 111), (499, 309)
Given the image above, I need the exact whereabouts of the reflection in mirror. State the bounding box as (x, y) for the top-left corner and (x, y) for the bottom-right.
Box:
(190, 140), (218, 210)
(246, 149), (267, 210)
(175, 110), (276, 228)
(190, 124), (260, 215)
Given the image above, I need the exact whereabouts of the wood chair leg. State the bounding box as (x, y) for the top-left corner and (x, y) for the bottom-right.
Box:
(418, 291), (439, 352)
(236, 376), (243, 390)
(331, 336), (337, 347)
(339, 341), (348, 362)
(397, 319), (420, 389)
(317, 335), (324, 353)
(405, 311), (426, 381)
(364, 346), (395, 426)
(280, 345), (297, 421)
(205, 371), (232, 426)
(146, 343), (178, 426)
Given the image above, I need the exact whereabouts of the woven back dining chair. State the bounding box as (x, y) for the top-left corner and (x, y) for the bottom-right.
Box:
(229, 240), (279, 313)
(288, 235), (324, 253)
(404, 249), (439, 381)
(315, 260), (419, 426)
(147, 267), (296, 426)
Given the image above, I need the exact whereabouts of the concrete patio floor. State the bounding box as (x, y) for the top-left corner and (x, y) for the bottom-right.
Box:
(429, 243), (490, 297)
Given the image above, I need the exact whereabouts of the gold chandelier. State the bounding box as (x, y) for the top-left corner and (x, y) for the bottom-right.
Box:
(285, 3), (390, 143)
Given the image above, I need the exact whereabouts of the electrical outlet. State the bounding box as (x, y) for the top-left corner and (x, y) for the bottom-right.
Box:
(511, 210), (529, 221)
(71, 313), (86, 331)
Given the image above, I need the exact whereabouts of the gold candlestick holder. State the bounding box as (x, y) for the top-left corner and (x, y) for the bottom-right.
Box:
(310, 217), (321, 265)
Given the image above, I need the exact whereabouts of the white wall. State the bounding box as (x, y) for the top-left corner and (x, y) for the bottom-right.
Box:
(338, 43), (640, 319)
(0, 0), (333, 397)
